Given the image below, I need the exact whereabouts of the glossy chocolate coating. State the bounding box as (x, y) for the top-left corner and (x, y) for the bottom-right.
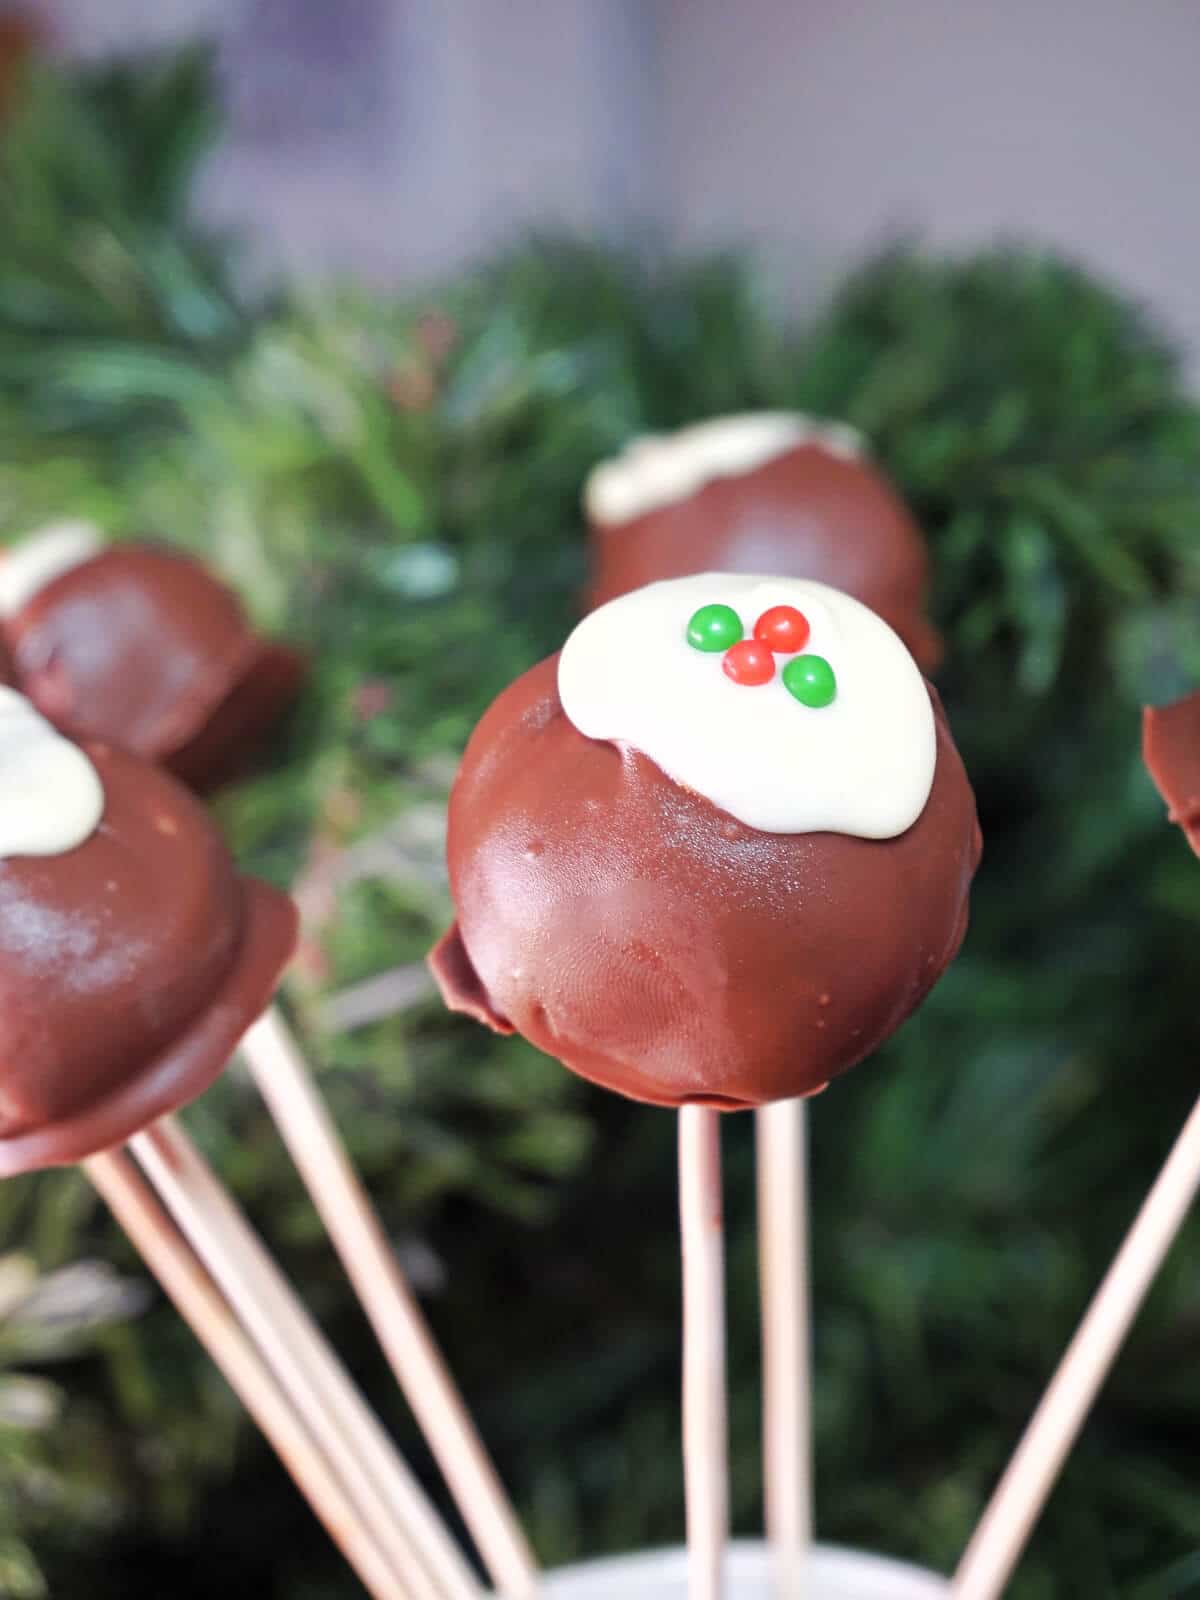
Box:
(1143, 692), (1200, 857)
(430, 655), (980, 1109)
(587, 442), (941, 671)
(5, 544), (304, 792)
(0, 744), (297, 1174)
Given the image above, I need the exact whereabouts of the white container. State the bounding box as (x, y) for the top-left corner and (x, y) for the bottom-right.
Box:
(539, 1540), (948, 1599)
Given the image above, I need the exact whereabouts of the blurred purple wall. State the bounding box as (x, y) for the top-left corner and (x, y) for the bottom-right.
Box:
(662, 0), (1200, 366)
(23, 0), (1200, 366)
(31, 0), (658, 280)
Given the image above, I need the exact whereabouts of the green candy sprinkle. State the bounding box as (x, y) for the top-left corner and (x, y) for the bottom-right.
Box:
(686, 603), (743, 652)
(782, 653), (837, 708)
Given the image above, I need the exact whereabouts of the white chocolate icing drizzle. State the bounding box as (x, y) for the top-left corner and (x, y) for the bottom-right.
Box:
(584, 412), (864, 526)
(0, 520), (103, 619)
(558, 573), (935, 839)
(0, 689), (104, 859)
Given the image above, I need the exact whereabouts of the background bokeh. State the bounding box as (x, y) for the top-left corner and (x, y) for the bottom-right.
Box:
(2, 13), (1200, 1600)
(16, 0), (1200, 375)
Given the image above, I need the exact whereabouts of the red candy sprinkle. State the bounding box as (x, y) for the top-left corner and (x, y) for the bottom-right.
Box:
(722, 639), (775, 686)
(754, 605), (811, 654)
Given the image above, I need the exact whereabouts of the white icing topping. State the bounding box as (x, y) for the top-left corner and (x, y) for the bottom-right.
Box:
(584, 412), (865, 525)
(0, 689), (105, 859)
(0, 520), (103, 619)
(557, 574), (935, 838)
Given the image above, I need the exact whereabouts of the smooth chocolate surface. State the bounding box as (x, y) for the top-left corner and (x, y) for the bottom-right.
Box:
(0, 743), (297, 1174)
(5, 544), (304, 792)
(587, 443), (941, 670)
(431, 655), (980, 1109)
(1143, 692), (1200, 857)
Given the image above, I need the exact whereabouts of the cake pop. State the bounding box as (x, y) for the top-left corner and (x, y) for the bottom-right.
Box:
(1142, 690), (1200, 856)
(431, 573), (979, 1109)
(0, 521), (303, 791)
(585, 413), (941, 671)
(432, 572), (978, 1599)
(0, 532), (537, 1592)
(0, 691), (485, 1600)
(950, 699), (1200, 1600)
(2, 530), (534, 1589)
(0, 687), (297, 1175)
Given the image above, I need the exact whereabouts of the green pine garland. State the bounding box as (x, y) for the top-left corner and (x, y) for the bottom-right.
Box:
(2, 51), (1200, 1599)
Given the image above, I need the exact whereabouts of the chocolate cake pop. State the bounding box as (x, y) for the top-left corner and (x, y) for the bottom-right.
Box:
(0, 522), (303, 791)
(0, 688), (297, 1175)
(585, 413), (941, 671)
(1143, 691), (1200, 857)
(431, 573), (979, 1108)
(0, 535), (539, 1590)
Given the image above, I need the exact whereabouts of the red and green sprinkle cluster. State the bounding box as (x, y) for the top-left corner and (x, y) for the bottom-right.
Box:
(685, 603), (837, 708)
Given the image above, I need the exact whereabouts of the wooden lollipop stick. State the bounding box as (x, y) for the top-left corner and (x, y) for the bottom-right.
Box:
(241, 1007), (538, 1598)
(679, 1106), (729, 1600)
(953, 1091), (1200, 1600)
(131, 1116), (482, 1600)
(84, 1150), (402, 1600)
(756, 1099), (813, 1597)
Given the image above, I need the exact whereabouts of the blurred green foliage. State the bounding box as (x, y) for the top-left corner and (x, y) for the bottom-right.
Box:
(2, 51), (1200, 1600)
